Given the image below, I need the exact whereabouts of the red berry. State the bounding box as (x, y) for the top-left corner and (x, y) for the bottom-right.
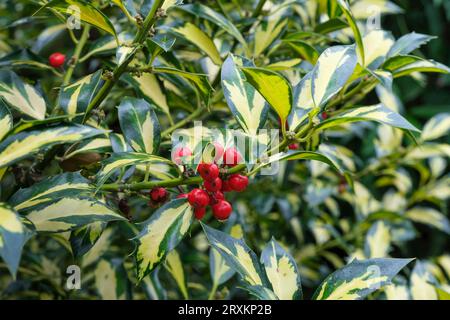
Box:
(150, 187), (168, 202)
(228, 174), (249, 192)
(221, 179), (233, 192)
(49, 52), (65, 68)
(197, 163), (219, 181)
(194, 206), (206, 220)
(173, 146), (192, 165)
(209, 191), (225, 205)
(213, 142), (224, 163)
(204, 177), (222, 192)
(289, 143), (299, 150)
(322, 112), (329, 120)
(177, 193), (188, 199)
(223, 147), (242, 167)
(212, 200), (232, 221)
(188, 188), (209, 207)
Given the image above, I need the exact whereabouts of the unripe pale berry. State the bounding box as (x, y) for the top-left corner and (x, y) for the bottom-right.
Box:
(212, 200), (232, 221)
(197, 163), (219, 181)
(228, 174), (249, 192)
(188, 188), (209, 207)
(49, 52), (66, 68)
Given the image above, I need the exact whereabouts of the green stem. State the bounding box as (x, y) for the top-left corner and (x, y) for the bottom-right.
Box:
(82, 0), (165, 123)
(161, 107), (206, 137)
(208, 282), (218, 300)
(63, 25), (91, 86)
(252, 0), (267, 18)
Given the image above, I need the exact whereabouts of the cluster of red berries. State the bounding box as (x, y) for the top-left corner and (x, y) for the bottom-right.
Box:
(49, 52), (66, 68)
(149, 187), (169, 207)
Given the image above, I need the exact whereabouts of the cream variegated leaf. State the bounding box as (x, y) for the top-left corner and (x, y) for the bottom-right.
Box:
(254, 12), (287, 57)
(20, 197), (125, 232)
(411, 261), (438, 300)
(421, 113), (450, 142)
(58, 70), (104, 116)
(362, 30), (395, 70)
(241, 67), (293, 123)
(202, 223), (269, 288)
(260, 238), (302, 300)
(128, 73), (170, 116)
(136, 199), (193, 280)
(164, 250), (188, 299)
(221, 55), (268, 135)
(288, 72), (314, 131)
(0, 70), (46, 120)
(316, 104), (419, 132)
(406, 207), (450, 235)
(313, 258), (413, 300)
(364, 221), (391, 258)
(70, 221), (106, 258)
(311, 45), (358, 108)
(351, 0), (402, 19)
(118, 97), (160, 154)
(0, 99), (13, 141)
(0, 125), (103, 168)
(0, 203), (30, 278)
(64, 137), (112, 159)
(170, 23), (222, 65)
(95, 258), (129, 300)
(387, 32), (436, 58)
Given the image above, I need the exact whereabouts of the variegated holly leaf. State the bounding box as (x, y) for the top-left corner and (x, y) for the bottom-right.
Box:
(169, 22), (222, 65)
(254, 13), (287, 57)
(202, 223), (269, 288)
(316, 104), (420, 133)
(288, 72), (314, 131)
(285, 40), (319, 64)
(351, 0), (403, 18)
(64, 137), (112, 159)
(135, 199), (193, 280)
(221, 55), (268, 135)
(406, 207), (450, 235)
(36, 0), (117, 40)
(421, 113), (450, 142)
(9, 172), (92, 211)
(383, 55), (450, 77)
(362, 30), (395, 70)
(364, 221), (391, 258)
(313, 258), (413, 300)
(127, 73), (170, 116)
(240, 284), (279, 300)
(118, 97), (160, 154)
(96, 152), (175, 187)
(252, 150), (343, 174)
(387, 32), (436, 58)
(0, 203), (31, 278)
(311, 45), (358, 108)
(0, 70), (46, 120)
(0, 99), (13, 141)
(0, 125), (103, 168)
(164, 250), (188, 299)
(179, 4), (246, 47)
(337, 0), (365, 66)
(260, 238), (302, 300)
(141, 267), (167, 300)
(19, 196), (125, 233)
(95, 258), (129, 300)
(241, 67), (293, 124)
(70, 221), (106, 258)
(153, 67), (213, 105)
(58, 70), (104, 116)
(410, 261), (438, 300)
(110, 133), (132, 153)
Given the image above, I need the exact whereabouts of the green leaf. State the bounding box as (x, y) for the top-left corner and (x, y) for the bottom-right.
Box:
(58, 70), (104, 117)
(202, 223), (269, 288)
(221, 55), (268, 135)
(96, 152), (175, 186)
(316, 104), (420, 132)
(260, 238), (302, 300)
(314, 18), (348, 34)
(387, 32), (436, 58)
(252, 150), (343, 174)
(313, 258), (413, 300)
(164, 250), (188, 299)
(406, 207), (450, 235)
(36, 0), (117, 40)
(179, 4), (246, 47)
(383, 56), (450, 77)
(421, 113), (450, 141)
(118, 97), (160, 154)
(153, 67), (213, 106)
(70, 221), (106, 258)
(0, 99), (13, 141)
(241, 67), (293, 123)
(9, 172), (92, 211)
(0, 125), (104, 168)
(0, 70), (46, 120)
(337, 0), (365, 66)
(20, 196), (124, 233)
(0, 203), (30, 278)
(135, 199), (193, 280)
(110, 133), (132, 153)
(169, 22), (222, 65)
(95, 258), (129, 299)
(285, 40), (319, 64)
(311, 45), (357, 108)
(364, 221), (391, 258)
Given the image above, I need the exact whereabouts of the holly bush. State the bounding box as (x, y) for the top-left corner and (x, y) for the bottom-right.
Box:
(0, 0), (449, 300)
